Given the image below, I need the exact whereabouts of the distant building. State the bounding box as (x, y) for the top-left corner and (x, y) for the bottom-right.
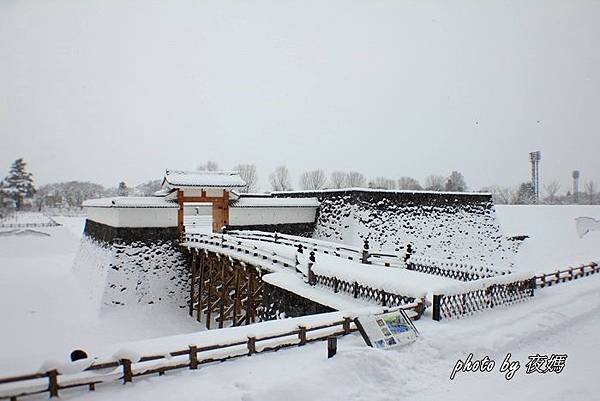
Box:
(83, 169), (319, 240)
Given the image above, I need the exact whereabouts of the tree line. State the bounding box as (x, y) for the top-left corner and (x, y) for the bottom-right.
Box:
(1, 158), (597, 215)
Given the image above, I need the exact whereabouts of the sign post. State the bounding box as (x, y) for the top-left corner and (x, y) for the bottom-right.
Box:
(356, 308), (419, 349)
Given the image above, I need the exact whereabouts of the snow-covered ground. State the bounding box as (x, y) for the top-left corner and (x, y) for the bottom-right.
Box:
(1, 207), (599, 400)
(495, 205), (600, 273)
(18, 275), (599, 401)
(0, 217), (202, 376)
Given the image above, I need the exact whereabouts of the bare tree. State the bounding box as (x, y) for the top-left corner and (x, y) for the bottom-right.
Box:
(584, 180), (596, 204)
(369, 177), (396, 190)
(197, 161), (219, 171)
(542, 181), (561, 204)
(397, 176), (422, 190)
(269, 166), (292, 191)
(300, 169), (327, 190)
(329, 171), (347, 189)
(346, 171), (366, 188)
(424, 175), (446, 191)
(234, 164), (258, 193)
(480, 186), (512, 204)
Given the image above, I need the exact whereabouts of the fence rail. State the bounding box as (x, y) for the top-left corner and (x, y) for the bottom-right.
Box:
(432, 277), (535, 321)
(312, 273), (425, 320)
(225, 230), (403, 267)
(534, 262), (598, 288)
(0, 317), (358, 401)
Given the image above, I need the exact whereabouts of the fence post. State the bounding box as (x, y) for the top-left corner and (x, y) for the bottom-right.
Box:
(353, 282), (359, 298)
(247, 337), (256, 356)
(432, 295), (441, 321)
(327, 336), (337, 358)
(361, 238), (369, 264)
(298, 326), (307, 346)
(540, 274), (545, 288)
(308, 251), (316, 286)
(189, 345), (198, 370)
(121, 359), (132, 384)
(343, 317), (351, 335)
(48, 369), (59, 398)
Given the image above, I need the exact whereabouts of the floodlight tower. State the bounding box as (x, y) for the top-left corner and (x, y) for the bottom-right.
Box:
(529, 151), (541, 203)
(572, 170), (580, 204)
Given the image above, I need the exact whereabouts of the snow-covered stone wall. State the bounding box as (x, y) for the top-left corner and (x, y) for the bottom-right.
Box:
(73, 236), (189, 310)
(274, 189), (513, 269)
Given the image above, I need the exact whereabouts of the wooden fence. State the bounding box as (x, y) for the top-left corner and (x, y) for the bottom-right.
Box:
(312, 273), (425, 320)
(0, 317), (357, 401)
(432, 277), (535, 321)
(406, 257), (511, 282)
(534, 262), (599, 288)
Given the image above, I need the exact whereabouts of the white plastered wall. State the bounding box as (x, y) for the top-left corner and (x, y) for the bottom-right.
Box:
(229, 206), (317, 226)
(85, 207), (178, 228)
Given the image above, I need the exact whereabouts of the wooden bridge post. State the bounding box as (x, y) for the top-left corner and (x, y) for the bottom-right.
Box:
(189, 250), (196, 317)
(205, 255), (213, 330)
(246, 269), (255, 325)
(232, 264), (241, 326)
(196, 251), (205, 322)
(218, 256), (226, 329)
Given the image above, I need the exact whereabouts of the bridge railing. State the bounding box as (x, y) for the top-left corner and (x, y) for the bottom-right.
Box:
(225, 230), (403, 267)
(183, 232), (298, 271)
(0, 313), (359, 401)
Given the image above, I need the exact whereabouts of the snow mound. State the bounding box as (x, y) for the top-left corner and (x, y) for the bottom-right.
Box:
(495, 205), (600, 273)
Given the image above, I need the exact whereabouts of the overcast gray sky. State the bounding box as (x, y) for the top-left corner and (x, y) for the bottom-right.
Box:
(1, 0), (599, 191)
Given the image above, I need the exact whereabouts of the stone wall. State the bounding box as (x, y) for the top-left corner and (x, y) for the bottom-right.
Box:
(77, 220), (189, 310)
(84, 219), (179, 243)
(273, 189), (513, 269)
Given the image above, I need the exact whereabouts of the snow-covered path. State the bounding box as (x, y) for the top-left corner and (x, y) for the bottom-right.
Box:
(32, 276), (600, 401)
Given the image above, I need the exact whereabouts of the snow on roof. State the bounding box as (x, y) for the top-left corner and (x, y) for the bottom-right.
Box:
(82, 197), (178, 209)
(163, 170), (246, 188)
(232, 197), (320, 208)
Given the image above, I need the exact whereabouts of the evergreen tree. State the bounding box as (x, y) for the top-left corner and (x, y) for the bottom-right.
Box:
(4, 158), (36, 210)
(515, 182), (535, 204)
(117, 181), (129, 196)
(445, 171), (467, 192)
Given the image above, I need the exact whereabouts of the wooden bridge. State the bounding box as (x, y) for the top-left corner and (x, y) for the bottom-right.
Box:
(181, 230), (424, 330)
